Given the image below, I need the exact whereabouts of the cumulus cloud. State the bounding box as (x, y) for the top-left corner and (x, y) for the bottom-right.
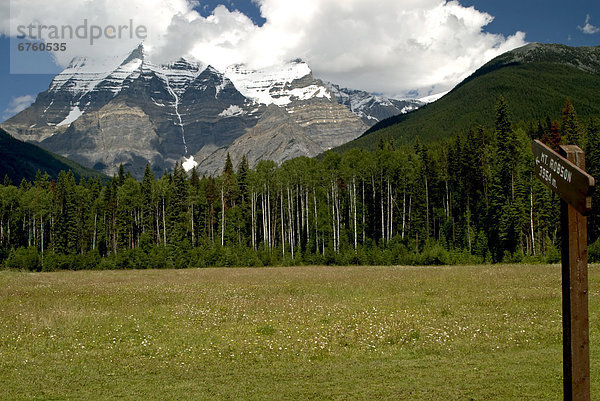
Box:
(2, 0), (527, 98)
(3, 0), (194, 67)
(253, 0), (527, 97)
(578, 14), (600, 35)
(2, 94), (36, 120)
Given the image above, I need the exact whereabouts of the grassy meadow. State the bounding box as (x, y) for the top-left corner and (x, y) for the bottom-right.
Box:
(1, 264), (599, 400)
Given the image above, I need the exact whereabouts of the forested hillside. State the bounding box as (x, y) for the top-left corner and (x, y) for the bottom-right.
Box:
(0, 128), (107, 184)
(337, 44), (600, 152)
(2, 97), (600, 270)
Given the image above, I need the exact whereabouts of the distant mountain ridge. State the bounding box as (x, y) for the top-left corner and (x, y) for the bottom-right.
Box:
(337, 43), (600, 152)
(325, 82), (422, 126)
(2, 45), (422, 178)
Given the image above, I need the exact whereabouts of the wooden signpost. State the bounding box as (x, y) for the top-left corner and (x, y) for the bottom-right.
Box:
(532, 139), (595, 401)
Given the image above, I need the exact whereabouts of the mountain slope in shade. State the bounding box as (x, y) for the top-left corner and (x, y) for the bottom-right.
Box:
(0, 127), (107, 183)
(336, 43), (600, 152)
(2, 45), (377, 178)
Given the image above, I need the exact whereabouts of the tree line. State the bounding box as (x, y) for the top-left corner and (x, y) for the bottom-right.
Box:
(2, 97), (600, 271)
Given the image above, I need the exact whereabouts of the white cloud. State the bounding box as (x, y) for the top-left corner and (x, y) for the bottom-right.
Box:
(2, 0), (528, 98)
(3, 0), (193, 67)
(2, 94), (36, 120)
(578, 14), (600, 35)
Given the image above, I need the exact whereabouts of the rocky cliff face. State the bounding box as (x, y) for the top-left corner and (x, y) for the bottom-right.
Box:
(195, 105), (323, 176)
(2, 45), (418, 178)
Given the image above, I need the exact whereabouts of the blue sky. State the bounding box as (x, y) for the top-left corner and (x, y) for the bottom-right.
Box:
(1, 0), (599, 122)
(460, 0), (600, 46)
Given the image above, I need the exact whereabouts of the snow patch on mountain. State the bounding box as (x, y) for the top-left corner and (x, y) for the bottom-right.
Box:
(224, 60), (329, 106)
(325, 82), (423, 125)
(57, 106), (83, 126)
(146, 58), (207, 96)
(219, 105), (245, 117)
(182, 155), (198, 172)
(48, 54), (129, 95)
(48, 46), (206, 108)
(284, 85), (331, 104)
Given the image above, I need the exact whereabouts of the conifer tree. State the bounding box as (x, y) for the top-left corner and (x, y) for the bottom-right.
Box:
(543, 121), (562, 152)
(141, 164), (155, 238)
(219, 153), (236, 246)
(235, 155), (251, 246)
(168, 163), (190, 247)
(53, 171), (79, 255)
(3, 175), (12, 187)
(562, 98), (582, 146)
(495, 95), (517, 200)
(585, 118), (600, 242)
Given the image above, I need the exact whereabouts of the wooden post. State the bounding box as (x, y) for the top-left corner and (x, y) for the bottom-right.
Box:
(533, 140), (594, 400)
(560, 145), (590, 401)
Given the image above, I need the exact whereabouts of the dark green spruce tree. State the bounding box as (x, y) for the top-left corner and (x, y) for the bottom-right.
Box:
(53, 171), (79, 255)
(585, 118), (600, 243)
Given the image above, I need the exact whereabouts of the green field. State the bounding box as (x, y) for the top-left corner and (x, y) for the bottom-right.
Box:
(1, 264), (599, 400)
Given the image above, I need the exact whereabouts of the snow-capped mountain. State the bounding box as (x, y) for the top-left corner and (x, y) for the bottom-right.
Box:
(224, 60), (332, 106)
(2, 45), (419, 177)
(325, 83), (423, 126)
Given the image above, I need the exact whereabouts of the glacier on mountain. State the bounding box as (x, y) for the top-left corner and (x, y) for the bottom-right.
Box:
(1, 44), (422, 178)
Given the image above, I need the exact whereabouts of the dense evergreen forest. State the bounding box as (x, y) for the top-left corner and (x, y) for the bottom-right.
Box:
(3, 97), (600, 271)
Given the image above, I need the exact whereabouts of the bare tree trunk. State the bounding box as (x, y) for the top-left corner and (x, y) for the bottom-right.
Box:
(287, 186), (294, 259)
(466, 200), (472, 252)
(425, 175), (430, 238)
(380, 178), (385, 243)
(162, 198), (167, 246)
(387, 180), (390, 241)
(40, 216), (44, 257)
(295, 186), (300, 251)
(300, 185), (305, 246)
(313, 187), (319, 254)
(353, 177), (357, 250)
(191, 203), (195, 247)
(362, 179), (365, 244)
(262, 191), (267, 249)
(329, 186), (335, 252)
(156, 202), (160, 245)
(281, 190), (285, 257)
(511, 170), (515, 202)
(530, 186), (535, 256)
(391, 184), (394, 240)
(221, 187), (225, 247)
(335, 183), (340, 253)
(408, 194), (412, 234)
(210, 204), (214, 243)
(402, 188), (406, 239)
(306, 189), (310, 244)
(267, 185), (272, 250)
(251, 191), (256, 250)
(25, 215), (30, 248)
(416, 231), (419, 253)
(7, 206), (11, 245)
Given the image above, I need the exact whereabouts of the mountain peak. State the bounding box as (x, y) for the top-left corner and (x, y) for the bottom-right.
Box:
(487, 42), (600, 74)
(2, 44), (415, 178)
(121, 43), (145, 65)
(223, 60), (316, 105)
